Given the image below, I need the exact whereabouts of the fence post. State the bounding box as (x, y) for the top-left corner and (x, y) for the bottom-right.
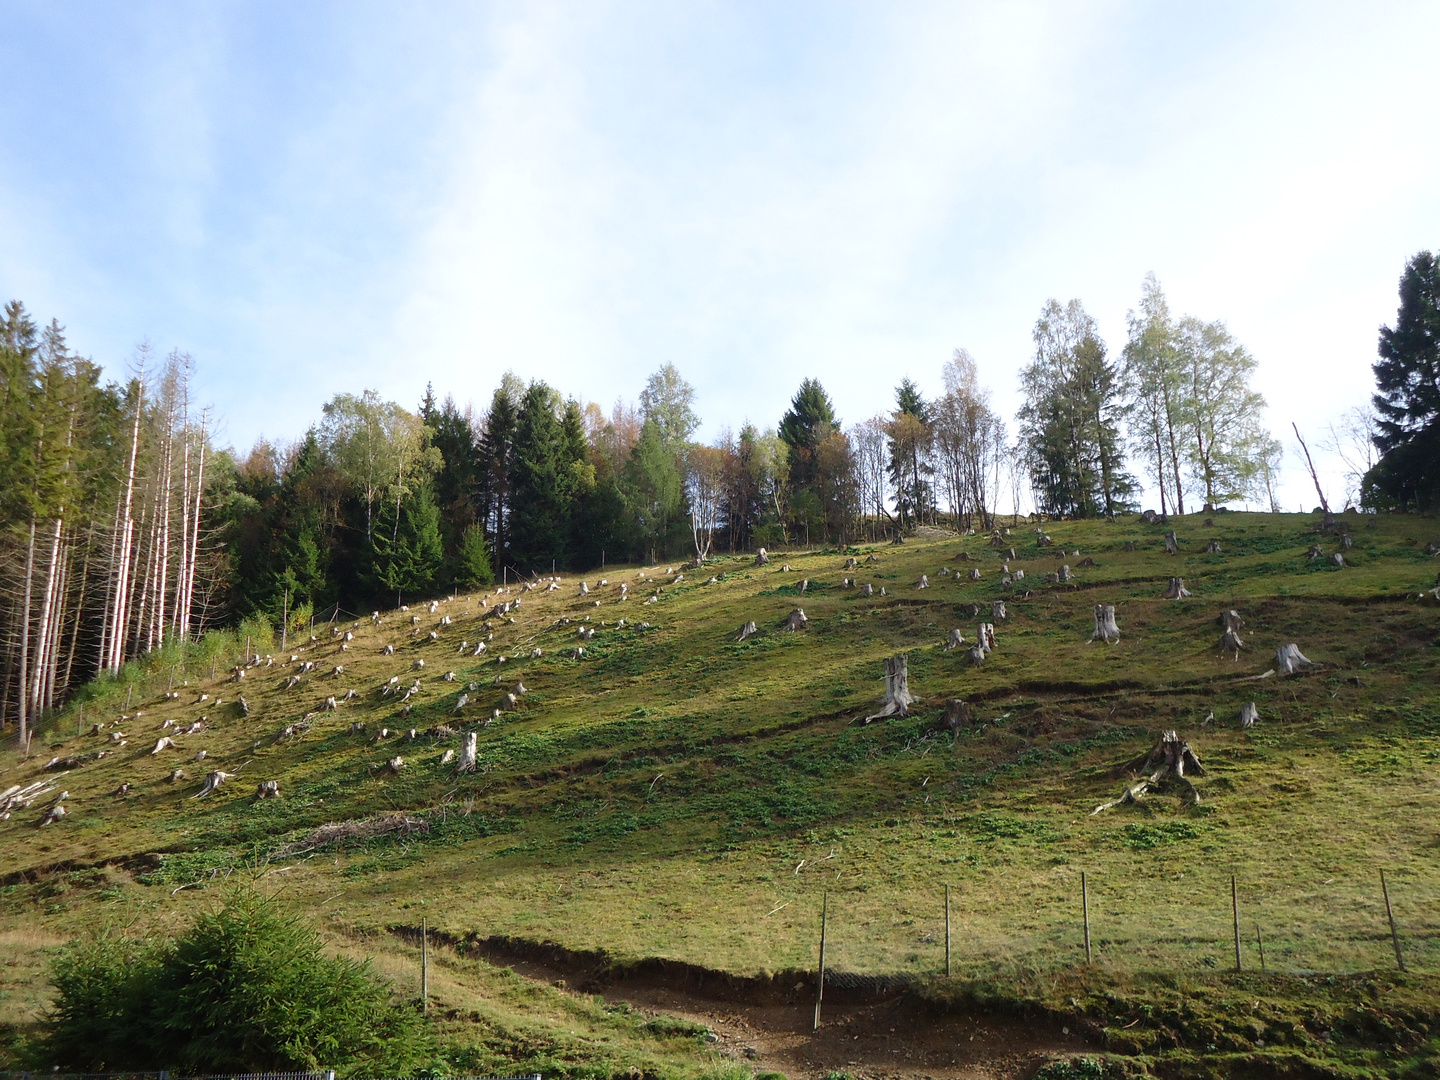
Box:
(1231, 875), (1242, 973)
(945, 883), (952, 977)
(1381, 870), (1406, 972)
(421, 917), (429, 1013)
(1082, 871), (1092, 964)
(1255, 925), (1266, 973)
(813, 891), (828, 1031)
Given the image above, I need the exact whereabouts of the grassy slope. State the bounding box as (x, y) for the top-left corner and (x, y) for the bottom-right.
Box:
(2, 510), (1439, 1075)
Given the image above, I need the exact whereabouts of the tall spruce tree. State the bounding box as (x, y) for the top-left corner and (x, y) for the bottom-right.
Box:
(1367, 251), (1440, 510)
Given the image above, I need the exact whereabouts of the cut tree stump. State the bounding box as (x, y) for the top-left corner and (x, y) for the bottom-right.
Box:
(860, 583), (874, 596)
(1092, 730), (1206, 813)
(944, 629), (965, 651)
(735, 621), (758, 642)
(917, 574), (929, 589)
(1090, 604), (1120, 643)
(991, 600), (1007, 621)
(1220, 627), (1245, 659)
(966, 643), (986, 666)
(1164, 531), (1179, 555)
(978, 623), (996, 652)
(784, 608), (808, 632)
(968, 568), (981, 581)
(755, 548), (770, 566)
(1240, 702), (1260, 729)
(457, 731), (478, 773)
(844, 557), (858, 570)
(862, 655), (916, 723)
(1276, 643), (1314, 674)
(1163, 577), (1191, 599)
(1124, 541), (1136, 552)
(1331, 552), (1345, 567)
(939, 699), (972, 731)
(255, 780), (281, 799)
(1206, 540), (1222, 554)
(193, 771), (234, 799)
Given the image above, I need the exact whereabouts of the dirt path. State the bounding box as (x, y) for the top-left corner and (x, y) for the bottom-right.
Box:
(470, 939), (1095, 1080)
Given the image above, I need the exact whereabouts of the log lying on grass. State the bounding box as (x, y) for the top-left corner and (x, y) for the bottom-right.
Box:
(1090, 604), (1120, 644)
(1240, 702), (1260, 729)
(862, 655), (916, 722)
(1162, 577), (1191, 599)
(1092, 730), (1205, 813)
(1275, 643), (1315, 674)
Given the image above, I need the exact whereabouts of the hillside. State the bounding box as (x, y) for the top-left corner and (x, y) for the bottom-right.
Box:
(3, 510), (1440, 1078)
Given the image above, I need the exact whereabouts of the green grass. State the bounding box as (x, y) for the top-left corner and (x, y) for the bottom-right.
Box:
(3, 510), (1440, 1076)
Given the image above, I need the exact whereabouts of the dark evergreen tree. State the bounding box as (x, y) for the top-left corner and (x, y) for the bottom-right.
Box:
(778, 379), (838, 489)
(371, 484), (443, 605)
(507, 382), (571, 572)
(477, 386), (517, 563)
(1367, 251), (1440, 510)
(427, 394), (480, 574)
(454, 523), (494, 589)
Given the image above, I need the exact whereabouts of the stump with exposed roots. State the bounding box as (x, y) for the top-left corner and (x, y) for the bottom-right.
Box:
(193, 770), (234, 799)
(944, 629), (965, 652)
(255, 780), (281, 799)
(1162, 577), (1191, 599)
(784, 608), (808, 632)
(1092, 730), (1206, 813)
(1205, 539), (1221, 554)
(938, 699), (972, 732)
(755, 548), (770, 566)
(968, 568), (981, 581)
(862, 654), (916, 723)
(1275, 643), (1314, 674)
(735, 621), (758, 642)
(1090, 604), (1120, 644)
(1240, 702), (1260, 728)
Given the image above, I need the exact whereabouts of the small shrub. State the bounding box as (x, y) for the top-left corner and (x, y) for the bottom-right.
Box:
(41, 891), (432, 1075)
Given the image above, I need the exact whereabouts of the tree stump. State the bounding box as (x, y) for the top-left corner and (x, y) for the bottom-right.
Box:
(255, 780), (281, 799)
(1239, 702), (1260, 729)
(384, 757), (405, 775)
(458, 731), (478, 773)
(194, 771), (234, 799)
(862, 654), (916, 722)
(844, 557), (858, 570)
(1206, 540), (1221, 554)
(784, 608), (808, 631)
(1307, 543), (1324, 559)
(1092, 730), (1205, 813)
(39, 803), (66, 827)
(939, 699), (972, 732)
(860, 583), (873, 596)
(917, 575), (929, 589)
(1141, 509), (1158, 524)
(151, 737), (173, 755)
(755, 548), (770, 566)
(1331, 552), (1345, 567)
(944, 629), (965, 651)
(453, 693), (469, 713)
(1219, 626), (1244, 659)
(978, 622), (996, 652)
(1164, 531), (1179, 554)
(1124, 541), (1136, 552)
(800, 579), (809, 594)
(969, 568), (981, 581)
(966, 643), (986, 667)
(1090, 604), (1120, 643)
(1275, 643), (1314, 674)
(1059, 564), (1072, 583)
(1163, 577), (1191, 599)
(991, 600), (1007, 621)
(735, 621), (758, 642)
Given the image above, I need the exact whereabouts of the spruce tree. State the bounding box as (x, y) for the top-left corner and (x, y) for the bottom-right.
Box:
(1368, 251), (1440, 510)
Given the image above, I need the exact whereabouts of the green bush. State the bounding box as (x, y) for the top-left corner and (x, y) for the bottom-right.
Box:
(41, 891), (432, 1075)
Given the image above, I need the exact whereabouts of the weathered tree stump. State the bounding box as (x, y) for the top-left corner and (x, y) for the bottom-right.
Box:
(457, 731), (478, 773)
(1090, 604), (1120, 643)
(1276, 643), (1314, 674)
(735, 621), (758, 642)
(1239, 702), (1260, 729)
(784, 608), (808, 632)
(862, 654), (916, 723)
(1205, 540), (1221, 554)
(991, 600), (1007, 621)
(1162, 577), (1191, 599)
(800, 579), (809, 594)
(844, 557), (858, 570)
(755, 548), (770, 566)
(1124, 541), (1136, 552)
(944, 629), (965, 651)
(966, 643), (986, 666)
(255, 780), (281, 799)
(939, 699), (972, 732)
(917, 575), (929, 589)
(969, 568), (981, 581)
(1092, 730), (1206, 813)
(384, 756), (405, 775)
(978, 622), (996, 652)
(194, 770), (234, 799)
(1307, 543), (1324, 559)
(1164, 531), (1179, 554)
(39, 803), (66, 827)
(859, 583), (874, 596)
(1059, 564), (1072, 583)
(151, 737), (173, 755)
(1331, 552), (1345, 567)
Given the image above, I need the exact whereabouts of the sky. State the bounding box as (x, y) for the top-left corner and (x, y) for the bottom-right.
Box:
(1, 1), (1436, 512)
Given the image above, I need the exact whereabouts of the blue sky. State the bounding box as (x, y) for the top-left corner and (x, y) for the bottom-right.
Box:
(2, 1), (1437, 509)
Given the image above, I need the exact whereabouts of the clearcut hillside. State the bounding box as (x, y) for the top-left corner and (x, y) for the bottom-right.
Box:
(3, 509), (1440, 1078)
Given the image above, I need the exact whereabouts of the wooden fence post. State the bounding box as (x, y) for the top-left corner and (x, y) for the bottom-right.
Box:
(1231, 875), (1242, 973)
(1255, 925), (1266, 973)
(813, 892), (828, 1031)
(1082, 872), (1092, 964)
(421, 918), (429, 1013)
(1381, 870), (1406, 972)
(945, 883), (952, 977)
